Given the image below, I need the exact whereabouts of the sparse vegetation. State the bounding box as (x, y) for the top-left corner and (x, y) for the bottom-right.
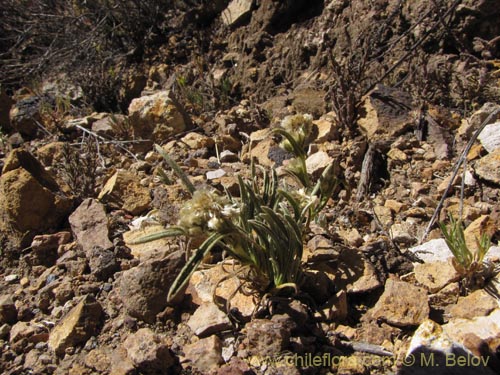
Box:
(129, 115), (341, 303)
(440, 216), (496, 292)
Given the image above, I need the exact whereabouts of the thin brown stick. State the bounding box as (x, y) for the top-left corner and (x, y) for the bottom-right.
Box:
(421, 107), (500, 243)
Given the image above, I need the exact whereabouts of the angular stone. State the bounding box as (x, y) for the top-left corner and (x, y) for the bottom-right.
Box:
(449, 290), (499, 320)
(123, 224), (173, 260)
(474, 149), (500, 184)
(181, 132), (215, 149)
(409, 239), (453, 263)
(87, 247), (119, 281)
(248, 138), (275, 167)
(245, 318), (291, 356)
(414, 260), (460, 293)
(219, 150), (239, 163)
(0, 294), (17, 324)
(478, 122), (500, 153)
(404, 319), (495, 375)
(36, 141), (66, 167)
(187, 263), (257, 319)
(336, 249), (382, 293)
(305, 151), (333, 178)
(0, 161), (71, 246)
(357, 85), (414, 139)
(370, 279), (429, 327)
(91, 114), (127, 137)
(109, 346), (136, 375)
(69, 198), (113, 254)
(9, 95), (42, 138)
(128, 90), (189, 141)
(384, 199), (406, 213)
(443, 309), (500, 359)
(123, 328), (173, 371)
(187, 302), (232, 337)
(458, 102), (500, 140)
(313, 115), (339, 142)
(183, 335), (223, 373)
(222, 0), (254, 26)
(464, 215), (497, 254)
(48, 295), (103, 356)
(119, 250), (185, 323)
(98, 171), (151, 215)
(206, 168), (226, 180)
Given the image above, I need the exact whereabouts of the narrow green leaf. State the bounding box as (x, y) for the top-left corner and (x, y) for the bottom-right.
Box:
(126, 227), (186, 244)
(167, 232), (225, 302)
(155, 144), (195, 195)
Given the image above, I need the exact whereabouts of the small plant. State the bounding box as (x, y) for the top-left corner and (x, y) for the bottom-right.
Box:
(58, 140), (98, 202)
(440, 216), (495, 292)
(129, 115), (340, 303)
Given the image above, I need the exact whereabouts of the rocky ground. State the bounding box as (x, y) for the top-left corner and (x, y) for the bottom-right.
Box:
(1, 1), (500, 374)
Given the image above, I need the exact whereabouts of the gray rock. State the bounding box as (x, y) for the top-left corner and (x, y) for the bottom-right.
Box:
(69, 198), (113, 254)
(206, 168), (226, 180)
(119, 250), (185, 323)
(9, 95), (42, 138)
(87, 247), (119, 281)
(478, 121), (500, 153)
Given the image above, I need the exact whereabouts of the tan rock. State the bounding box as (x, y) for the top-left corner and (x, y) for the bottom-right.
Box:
(467, 143), (484, 161)
(457, 102), (500, 140)
(0, 167), (71, 242)
(248, 138), (275, 167)
(357, 85), (413, 139)
(337, 228), (363, 247)
(449, 289), (500, 319)
(98, 171), (151, 215)
(387, 148), (408, 162)
(414, 259), (460, 293)
(443, 309), (500, 355)
(123, 224), (173, 260)
(313, 116), (339, 142)
(374, 205), (393, 226)
(187, 263), (256, 319)
(182, 335), (223, 373)
(128, 90), (189, 141)
(305, 151), (333, 178)
(384, 199), (406, 213)
(370, 278), (429, 327)
(187, 302), (232, 337)
(336, 249), (382, 294)
(464, 215), (497, 254)
(222, 0), (254, 26)
(36, 141), (66, 167)
(48, 295), (103, 356)
(474, 148), (500, 185)
(181, 132), (215, 149)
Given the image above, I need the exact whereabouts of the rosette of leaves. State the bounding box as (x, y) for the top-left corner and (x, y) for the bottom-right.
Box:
(439, 216), (496, 291)
(129, 135), (340, 303)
